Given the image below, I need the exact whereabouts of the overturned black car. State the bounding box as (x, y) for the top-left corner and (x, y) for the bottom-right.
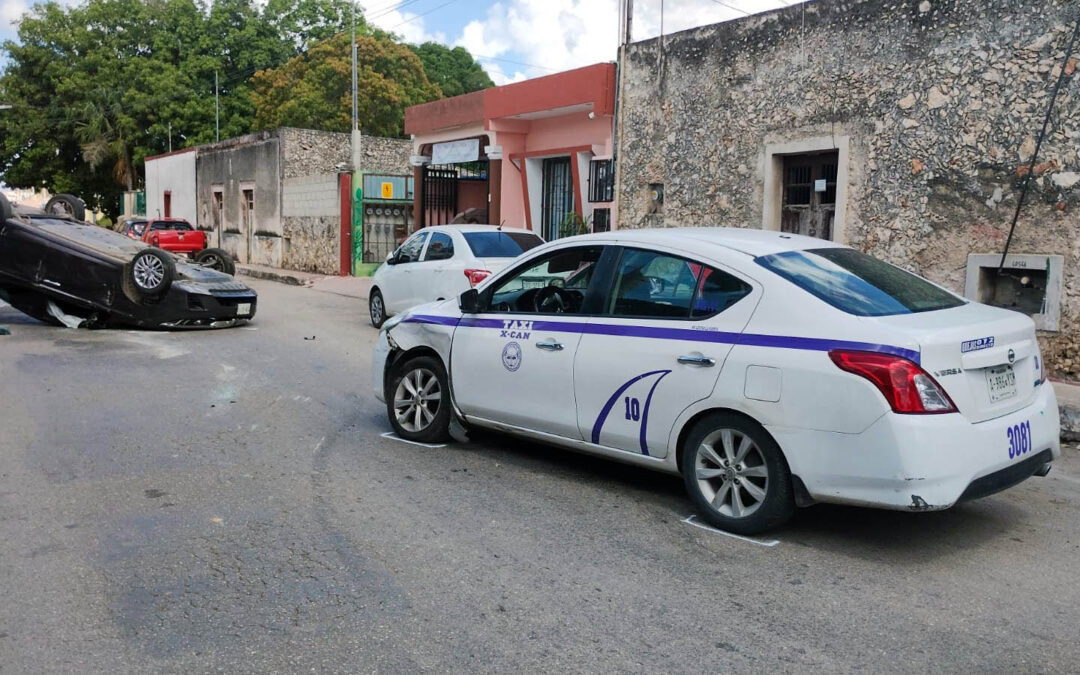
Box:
(0, 193), (257, 329)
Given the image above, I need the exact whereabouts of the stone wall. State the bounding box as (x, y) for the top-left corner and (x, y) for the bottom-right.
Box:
(278, 127), (412, 177)
(282, 173), (341, 274)
(617, 0), (1080, 377)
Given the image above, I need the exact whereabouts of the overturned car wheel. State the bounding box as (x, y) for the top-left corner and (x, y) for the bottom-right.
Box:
(194, 247), (236, 275)
(124, 248), (175, 302)
(44, 193), (87, 222)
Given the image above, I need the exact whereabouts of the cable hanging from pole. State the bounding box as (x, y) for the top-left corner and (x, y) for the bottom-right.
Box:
(998, 15), (1080, 274)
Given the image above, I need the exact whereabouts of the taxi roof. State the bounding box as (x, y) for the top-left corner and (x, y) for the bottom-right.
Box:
(586, 227), (848, 258)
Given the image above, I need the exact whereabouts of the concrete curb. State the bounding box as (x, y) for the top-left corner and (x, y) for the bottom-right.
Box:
(1052, 381), (1080, 442)
(235, 265), (313, 287)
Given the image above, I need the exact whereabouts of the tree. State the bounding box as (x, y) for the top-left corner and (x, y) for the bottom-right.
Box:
(0, 0), (349, 212)
(409, 42), (494, 98)
(250, 32), (442, 137)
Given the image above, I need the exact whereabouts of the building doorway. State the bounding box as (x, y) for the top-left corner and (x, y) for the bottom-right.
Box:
(541, 157), (574, 240)
(781, 152), (838, 240)
(420, 162), (489, 227)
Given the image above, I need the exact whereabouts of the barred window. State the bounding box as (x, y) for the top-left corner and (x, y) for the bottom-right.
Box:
(588, 159), (615, 203)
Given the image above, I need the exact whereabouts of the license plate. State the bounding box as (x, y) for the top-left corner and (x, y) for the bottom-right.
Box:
(236, 303), (251, 316)
(986, 364), (1017, 403)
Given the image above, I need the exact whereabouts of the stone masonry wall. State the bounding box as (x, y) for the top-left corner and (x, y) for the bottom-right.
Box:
(278, 127), (412, 178)
(276, 128), (411, 272)
(281, 173), (341, 275)
(617, 0), (1080, 377)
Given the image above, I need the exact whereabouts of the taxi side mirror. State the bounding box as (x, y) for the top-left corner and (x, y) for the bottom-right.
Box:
(459, 288), (480, 313)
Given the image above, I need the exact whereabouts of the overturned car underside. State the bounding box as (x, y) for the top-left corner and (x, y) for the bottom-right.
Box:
(0, 194), (257, 329)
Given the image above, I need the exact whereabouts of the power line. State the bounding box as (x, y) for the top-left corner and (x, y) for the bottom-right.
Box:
(706, 0), (752, 16)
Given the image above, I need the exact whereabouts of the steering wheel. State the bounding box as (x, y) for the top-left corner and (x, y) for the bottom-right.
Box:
(533, 285), (575, 313)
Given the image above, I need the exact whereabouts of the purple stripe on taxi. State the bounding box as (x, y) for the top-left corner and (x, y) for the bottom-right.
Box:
(403, 314), (921, 364)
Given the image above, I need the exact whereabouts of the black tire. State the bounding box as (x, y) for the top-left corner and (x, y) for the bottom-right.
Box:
(0, 192), (12, 224)
(194, 247), (236, 275)
(681, 412), (795, 535)
(124, 248), (175, 300)
(44, 193), (86, 221)
(386, 355), (451, 443)
(369, 288), (386, 328)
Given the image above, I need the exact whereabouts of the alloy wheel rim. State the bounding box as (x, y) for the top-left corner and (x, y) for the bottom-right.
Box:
(695, 428), (769, 518)
(393, 367), (440, 432)
(371, 295), (384, 323)
(49, 202), (73, 216)
(202, 254), (222, 270)
(133, 255), (165, 290)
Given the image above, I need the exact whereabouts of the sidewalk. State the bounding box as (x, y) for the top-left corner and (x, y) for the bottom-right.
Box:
(235, 264), (371, 300)
(1054, 380), (1080, 442)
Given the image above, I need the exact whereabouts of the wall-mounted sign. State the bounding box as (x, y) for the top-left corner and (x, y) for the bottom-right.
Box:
(431, 138), (480, 165)
(814, 179), (827, 192)
(381, 182), (394, 199)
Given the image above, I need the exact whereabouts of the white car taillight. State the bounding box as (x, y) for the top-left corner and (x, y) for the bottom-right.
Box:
(464, 269), (491, 287)
(829, 350), (958, 414)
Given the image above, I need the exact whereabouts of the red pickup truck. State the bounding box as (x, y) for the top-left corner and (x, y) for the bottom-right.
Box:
(138, 219), (236, 275)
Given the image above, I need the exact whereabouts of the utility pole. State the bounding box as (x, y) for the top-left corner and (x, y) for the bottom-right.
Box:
(350, 1), (362, 172)
(168, 122), (172, 153)
(618, 0), (633, 46)
(215, 70), (220, 142)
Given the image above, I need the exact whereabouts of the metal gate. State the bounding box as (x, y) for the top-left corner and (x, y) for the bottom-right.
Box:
(541, 157), (574, 240)
(422, 166), (458, 227)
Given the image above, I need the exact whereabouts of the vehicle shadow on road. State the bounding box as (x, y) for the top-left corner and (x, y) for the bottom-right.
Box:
(779, 498), (1029, 561)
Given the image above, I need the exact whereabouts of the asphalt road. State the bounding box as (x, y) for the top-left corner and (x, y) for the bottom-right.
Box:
(2, 280), (1079, 673)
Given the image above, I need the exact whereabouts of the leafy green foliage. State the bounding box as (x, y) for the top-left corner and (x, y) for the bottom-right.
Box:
(251, 32), (441, 138)
(409, 42), (494, 98)
(0, 0), (492, 214)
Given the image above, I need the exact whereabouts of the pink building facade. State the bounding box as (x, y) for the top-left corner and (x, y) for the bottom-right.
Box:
(404, 63), (617, 239)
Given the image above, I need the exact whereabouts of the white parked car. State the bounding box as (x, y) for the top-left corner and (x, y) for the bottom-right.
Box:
(371, 228), (1060, 534)
(368, 225), (544, 327)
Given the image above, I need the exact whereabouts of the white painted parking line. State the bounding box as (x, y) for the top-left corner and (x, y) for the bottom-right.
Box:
(681, 514), (781, 547)
(379, 431), (448, 449)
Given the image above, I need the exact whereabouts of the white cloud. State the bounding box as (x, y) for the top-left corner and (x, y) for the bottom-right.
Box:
(367, 6), (447, 46)
(452, 0), (798, 85)
(1, 0), (29, 29)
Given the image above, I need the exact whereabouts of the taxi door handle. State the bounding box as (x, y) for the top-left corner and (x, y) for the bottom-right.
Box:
(536, 340), (564, 351)
(678, 354), (715, 367)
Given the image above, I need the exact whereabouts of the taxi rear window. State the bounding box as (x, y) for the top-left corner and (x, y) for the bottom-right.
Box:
(755, 247), (965, 316)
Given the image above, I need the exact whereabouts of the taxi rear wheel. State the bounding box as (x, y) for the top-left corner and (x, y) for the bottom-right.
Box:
(681, 413), (794, 535)
(387, 355), (451, 443)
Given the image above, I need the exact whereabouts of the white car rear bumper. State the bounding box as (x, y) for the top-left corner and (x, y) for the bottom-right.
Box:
(769, 383), (1060, 510)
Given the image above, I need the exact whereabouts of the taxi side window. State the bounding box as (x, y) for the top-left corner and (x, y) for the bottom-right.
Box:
(487, 246), (603, 314)
(607, 248), (750, 319)
(423, 232), (454, 261)
(395, 233), (428, 264)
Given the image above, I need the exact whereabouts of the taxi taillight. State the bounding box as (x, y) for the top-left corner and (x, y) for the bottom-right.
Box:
(829, 350), (957, 414)
(464, 269), (491, 287)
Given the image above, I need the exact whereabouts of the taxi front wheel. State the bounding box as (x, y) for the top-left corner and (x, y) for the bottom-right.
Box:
(387, 355), (451, 443)
(681, 413), (794, 535)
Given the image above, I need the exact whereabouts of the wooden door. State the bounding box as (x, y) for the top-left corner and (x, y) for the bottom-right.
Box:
(781, 152), (838, 240)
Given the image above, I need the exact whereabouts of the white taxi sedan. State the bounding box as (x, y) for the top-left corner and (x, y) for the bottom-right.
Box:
(371, 228), (1060, 534)
(368, 225), (543, 327)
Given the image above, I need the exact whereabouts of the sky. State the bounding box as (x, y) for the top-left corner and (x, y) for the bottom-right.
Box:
(0, 0), (799, 85)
